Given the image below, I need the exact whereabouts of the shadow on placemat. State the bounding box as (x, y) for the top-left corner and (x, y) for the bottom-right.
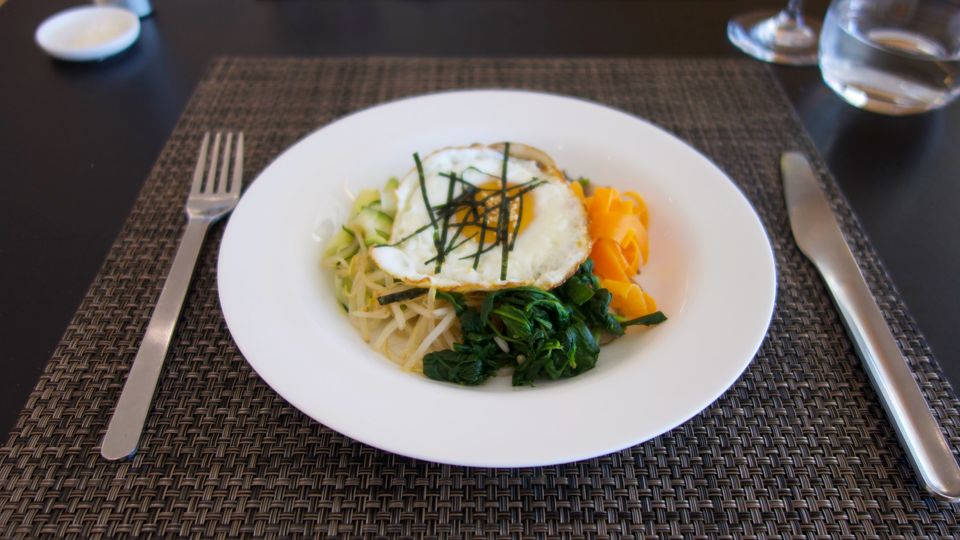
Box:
(0, 57), (957, 537)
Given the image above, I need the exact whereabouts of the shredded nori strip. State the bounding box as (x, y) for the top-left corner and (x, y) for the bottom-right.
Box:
(377, 288), (428, 305)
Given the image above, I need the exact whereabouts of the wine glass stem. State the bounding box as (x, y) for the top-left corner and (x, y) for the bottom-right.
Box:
(786, 0), (804, 21)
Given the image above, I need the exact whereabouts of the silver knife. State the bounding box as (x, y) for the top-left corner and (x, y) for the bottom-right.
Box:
(781, 151), (960, 502)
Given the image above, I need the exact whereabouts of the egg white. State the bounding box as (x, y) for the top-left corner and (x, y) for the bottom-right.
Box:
(370, 145), (590, 291)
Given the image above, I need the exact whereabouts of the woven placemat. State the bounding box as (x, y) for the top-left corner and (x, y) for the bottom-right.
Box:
(1, 57), (958, 537)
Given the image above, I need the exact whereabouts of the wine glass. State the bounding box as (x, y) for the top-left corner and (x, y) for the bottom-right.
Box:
(727, 0), (821, 66)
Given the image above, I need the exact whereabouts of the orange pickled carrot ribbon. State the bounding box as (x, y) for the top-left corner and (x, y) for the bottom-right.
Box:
(576, 183), (656, 318)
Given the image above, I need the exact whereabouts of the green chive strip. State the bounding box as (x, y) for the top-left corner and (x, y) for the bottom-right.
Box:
(413, 152), (443, 267)
(509, 186), (524, 251)
(498, 143), (511, 281)
(458, 241), (501, 261)
(473, 213), (488, 270)
(389, 170), (474, 248)
(434, 171), (458, 272)
(387, 221), (434, 247)
(474, 181), (544, 210)
(425, 233), (478, 265)
(442, 198), (477, 256)
(377, 288), (428, 305)
(438, 172), (481, 190)
(621, 311), (668, 327)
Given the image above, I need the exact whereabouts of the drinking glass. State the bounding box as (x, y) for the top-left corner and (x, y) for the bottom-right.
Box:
(728, 0), (821, 65)
(819, 0), (960, 115)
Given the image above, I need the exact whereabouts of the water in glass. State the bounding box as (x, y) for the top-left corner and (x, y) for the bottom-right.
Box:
(819, 0), (960, 115)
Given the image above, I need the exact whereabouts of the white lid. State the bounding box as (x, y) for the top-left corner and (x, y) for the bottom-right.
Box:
(35, 5), (140, 62)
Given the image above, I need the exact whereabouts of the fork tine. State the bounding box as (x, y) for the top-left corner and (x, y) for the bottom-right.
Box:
(190, 132), (211, 194)
(230, 132), (244, 196)
(204, 132), (222, 194)
(218, 132), (233, 194)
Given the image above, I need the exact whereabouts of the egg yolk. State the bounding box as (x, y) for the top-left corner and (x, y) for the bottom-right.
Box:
(457, 180), (534, 245)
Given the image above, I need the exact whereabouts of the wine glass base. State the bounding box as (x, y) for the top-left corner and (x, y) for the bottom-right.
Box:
(728, 10), (821, 66)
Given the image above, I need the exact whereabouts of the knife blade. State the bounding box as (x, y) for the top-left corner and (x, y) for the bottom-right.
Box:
(781, 151), (960, 502)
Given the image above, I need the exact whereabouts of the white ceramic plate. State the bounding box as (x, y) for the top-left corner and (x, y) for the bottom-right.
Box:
(35, 6), (140, 62)
(218, 90), (776, 467)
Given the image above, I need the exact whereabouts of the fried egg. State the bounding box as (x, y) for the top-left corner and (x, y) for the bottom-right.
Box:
(370, 143), (590, 291)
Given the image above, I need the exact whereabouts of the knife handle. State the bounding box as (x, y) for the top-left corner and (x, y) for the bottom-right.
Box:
(818, 251), (960, 502)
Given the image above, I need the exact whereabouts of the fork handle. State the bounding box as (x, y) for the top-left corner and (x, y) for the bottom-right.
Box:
(101, 217), (211, 461)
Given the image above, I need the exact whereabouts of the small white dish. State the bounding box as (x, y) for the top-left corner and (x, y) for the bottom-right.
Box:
(35, 6), (140, 62)
(218, 90), (777, 467)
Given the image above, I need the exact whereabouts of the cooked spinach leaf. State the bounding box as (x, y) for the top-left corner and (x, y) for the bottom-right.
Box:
(422, 260), (667, 386)
(421, 346), (501, 386)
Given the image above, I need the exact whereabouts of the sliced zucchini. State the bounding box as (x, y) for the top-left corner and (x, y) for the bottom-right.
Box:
(353, 207), (393, 246)
(380, 177), (400, 217)
(323, 227), (359, 260)
(352, 189), (381, 215)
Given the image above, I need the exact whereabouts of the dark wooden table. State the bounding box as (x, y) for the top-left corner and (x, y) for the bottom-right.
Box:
(1, 0), (957, 439)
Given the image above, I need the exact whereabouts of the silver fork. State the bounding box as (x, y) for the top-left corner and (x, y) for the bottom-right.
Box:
(101, 131), (244, 461)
